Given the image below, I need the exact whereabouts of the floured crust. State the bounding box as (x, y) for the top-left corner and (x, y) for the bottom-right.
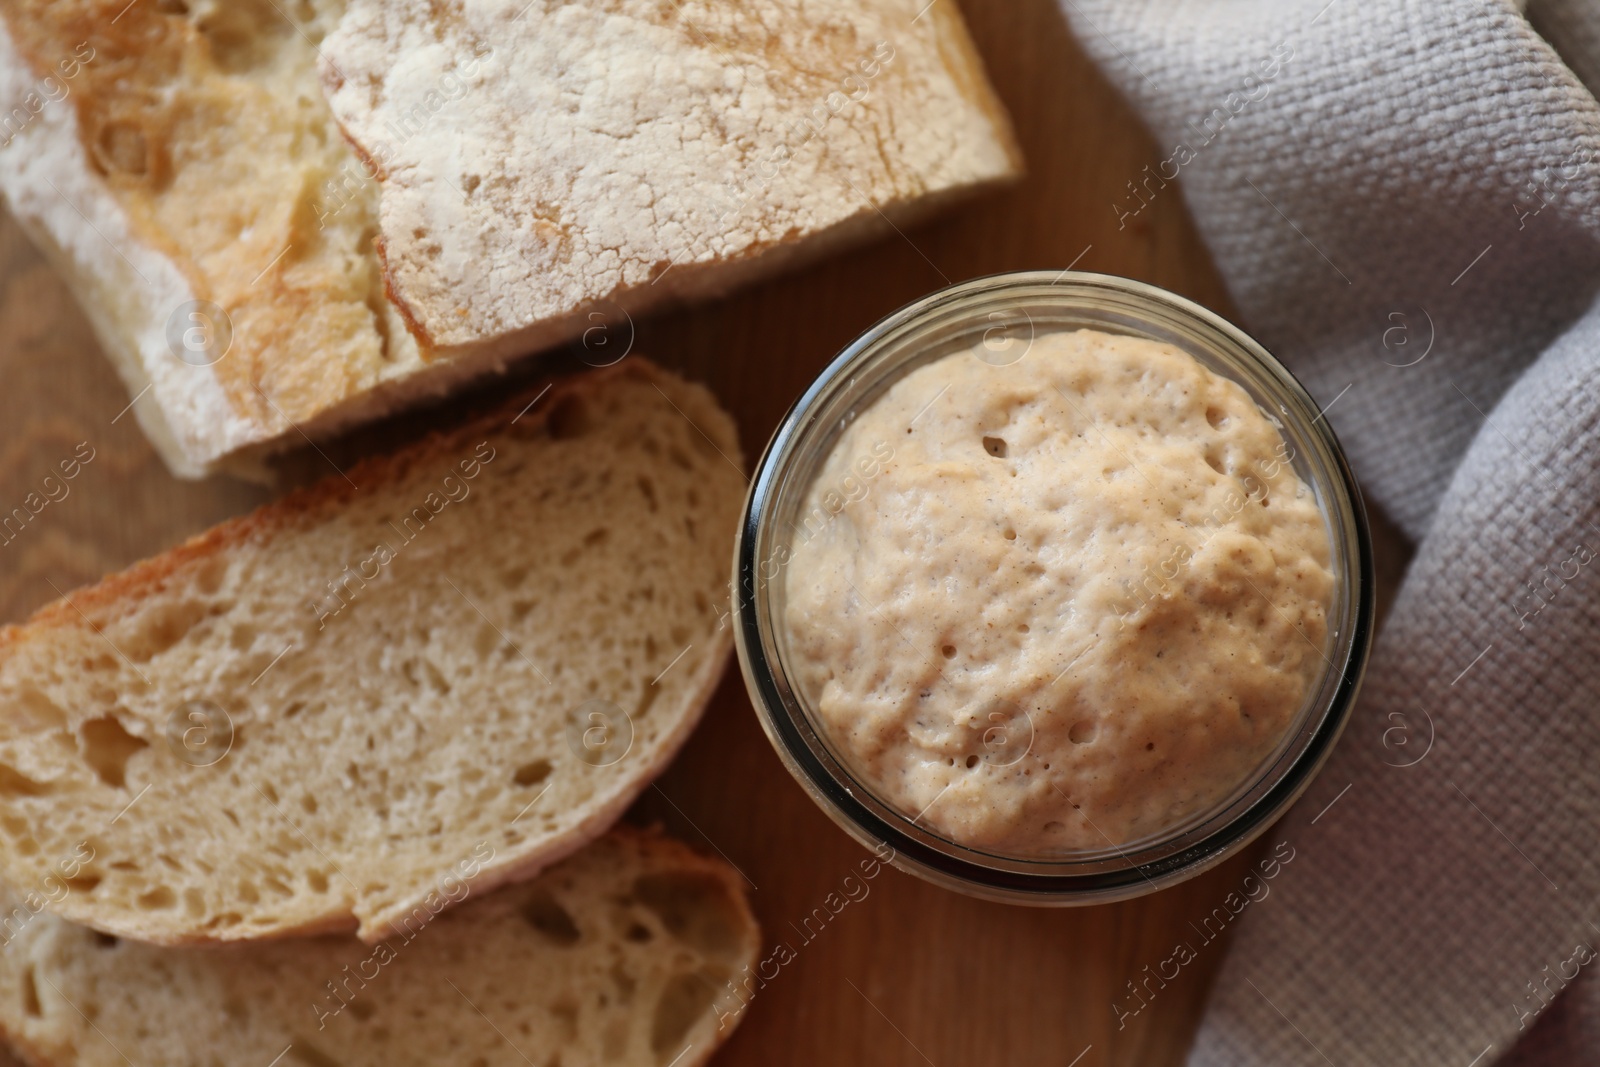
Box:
(0, 358), (747, 945)
(0, 0), (1018, 477)
(319, 0), (1023, 353)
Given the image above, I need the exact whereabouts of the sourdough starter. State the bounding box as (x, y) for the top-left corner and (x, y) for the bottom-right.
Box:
(782, 329), (1334, 853)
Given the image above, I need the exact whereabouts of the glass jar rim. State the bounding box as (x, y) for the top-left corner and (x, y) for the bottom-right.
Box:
(733, 270), (1375, 904)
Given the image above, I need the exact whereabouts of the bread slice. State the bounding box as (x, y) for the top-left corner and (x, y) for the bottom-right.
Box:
(0, 0), (1020, 478)
(0, 826), (761, 1067)
(0, 359), (745, 945)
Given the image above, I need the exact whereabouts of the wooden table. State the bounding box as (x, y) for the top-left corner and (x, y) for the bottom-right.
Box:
(0, 1), (1408, 1063)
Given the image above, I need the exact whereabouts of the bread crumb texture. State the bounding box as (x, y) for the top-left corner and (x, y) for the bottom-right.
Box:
(319, 0), (1022, 348)
(0, 362), (744, 944)
(784, 330), (1335, 854)
(0, 827), (760, 1067)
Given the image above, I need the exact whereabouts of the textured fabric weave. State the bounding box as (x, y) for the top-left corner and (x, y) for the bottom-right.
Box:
(1058, 1), (1600, 1063)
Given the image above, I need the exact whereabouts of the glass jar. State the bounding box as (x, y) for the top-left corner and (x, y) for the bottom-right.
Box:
(732, 271), (1374, 904)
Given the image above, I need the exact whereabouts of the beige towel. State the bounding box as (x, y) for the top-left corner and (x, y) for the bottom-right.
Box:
(1059, 0), (1600, 1063)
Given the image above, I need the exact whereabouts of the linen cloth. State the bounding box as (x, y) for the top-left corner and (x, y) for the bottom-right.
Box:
(1058, 1), (1600, 1063)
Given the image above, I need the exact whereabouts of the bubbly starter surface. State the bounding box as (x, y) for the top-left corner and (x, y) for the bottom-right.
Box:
(782, 329), (1335, 855)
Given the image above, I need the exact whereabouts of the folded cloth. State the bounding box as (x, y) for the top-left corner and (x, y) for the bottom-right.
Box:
(1058, 0), (1600, 1063)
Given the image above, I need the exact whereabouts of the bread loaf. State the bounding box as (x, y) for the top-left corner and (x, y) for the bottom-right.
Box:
(0, 827), (760, 1067)
(0, 359), (745, 945)
(0, 0), (1021, 477)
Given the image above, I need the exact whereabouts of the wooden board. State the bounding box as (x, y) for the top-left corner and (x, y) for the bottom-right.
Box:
(0, 1), (1409, 1063)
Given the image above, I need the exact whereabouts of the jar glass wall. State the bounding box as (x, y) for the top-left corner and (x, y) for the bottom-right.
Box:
(733, 272), (1373, 904)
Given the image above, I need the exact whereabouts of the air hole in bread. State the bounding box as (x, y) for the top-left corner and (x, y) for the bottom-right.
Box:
(650, 972), (716, 1054)
(307, 870), (329, 893)
(64, 874), (101, 894)
(91, 931), (119, 949)
(1206, 405), (1228, 430)
(633, 873), (740, 958)
(1204, 449), (1226, 475)
(513, 759), (552, 787)
(78, 716), (149, 790)
(13, 688), (67, 732)
(638, 475), (659, 512)
(91, 121), (153, 178)
(0, 764), (50, 798)
(520, 890), (580, 946)
(424, 660), (452, 694)
(626, 921), (653, 942)
(19, 965), (40, 1017)
(195, 4), (280, 73)
(127, 599), (210, 661)
(982, 436), (1008, 458)
(136, 886), (176, 910)
(230, 623), (257, 652)
(194, 555), (228, 595)
(183, 887), (206, 918)
(548, 395), (591, 440)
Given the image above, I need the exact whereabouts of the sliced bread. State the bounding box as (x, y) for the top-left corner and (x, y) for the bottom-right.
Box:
(0, 826), (760, 1067)
(0, 0), (1020, 477)
(0, 359), (745, 944)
